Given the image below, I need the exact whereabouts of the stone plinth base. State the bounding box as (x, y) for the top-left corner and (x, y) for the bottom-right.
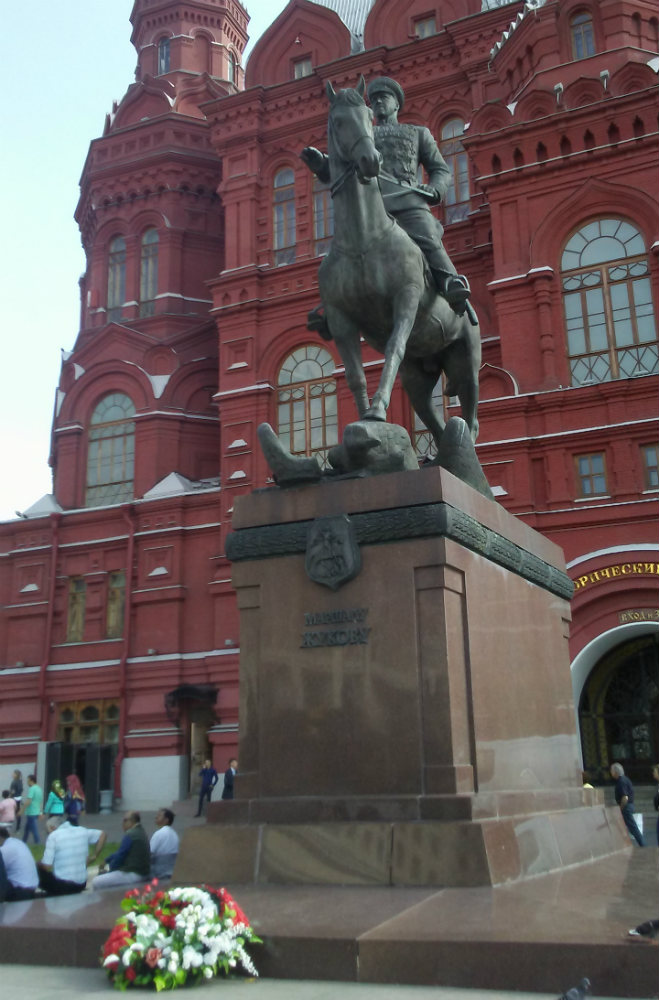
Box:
(178, 467), (629, 886)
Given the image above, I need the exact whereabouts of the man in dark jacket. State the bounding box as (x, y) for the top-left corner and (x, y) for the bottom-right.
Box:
(610, 762), (644, 846)
(195, 759), (218, 817)
(222, 758), (238, 800)
(92, 811), (150, 889)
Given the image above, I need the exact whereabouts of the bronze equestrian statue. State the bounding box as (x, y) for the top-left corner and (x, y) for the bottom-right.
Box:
(300, 76), (481, 452)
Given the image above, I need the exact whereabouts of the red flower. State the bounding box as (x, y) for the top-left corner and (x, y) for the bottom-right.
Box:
(125, 966), (137, 982)
(145, 947), (162, 968)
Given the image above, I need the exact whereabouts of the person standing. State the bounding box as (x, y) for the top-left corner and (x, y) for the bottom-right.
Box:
(22, 774), (43, 845)
(38, 816), (106, 896)
(92, 811), (150, 890)
(195, 758), (218, 816)
(43, 780), (66, 818)
(222, 758), (238, 800)
(0, 827), (39, 901)
(64, 774), (86, 819)
(9, 769), (23, 832)
(149, 808), (179, 879)
(610, 762), (644, 846)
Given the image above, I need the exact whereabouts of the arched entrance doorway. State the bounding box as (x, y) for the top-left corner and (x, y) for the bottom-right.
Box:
(578, 633), (659, 783)
(164, 684), (218, 796)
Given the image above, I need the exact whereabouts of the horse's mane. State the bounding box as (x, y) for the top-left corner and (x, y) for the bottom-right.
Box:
(332, 89), (366, 108)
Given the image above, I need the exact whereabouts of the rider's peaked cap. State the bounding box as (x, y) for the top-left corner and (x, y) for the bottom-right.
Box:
(366, 77), (405, 110)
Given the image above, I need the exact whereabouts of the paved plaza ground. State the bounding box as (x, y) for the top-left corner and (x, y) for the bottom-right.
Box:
(0, 967), (633, 1000)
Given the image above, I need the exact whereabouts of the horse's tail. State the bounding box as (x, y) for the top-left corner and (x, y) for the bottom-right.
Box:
(307, 305), (333, 342)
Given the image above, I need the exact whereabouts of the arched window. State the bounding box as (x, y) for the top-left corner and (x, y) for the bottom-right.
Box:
(86, 393), (136, 507)
(227, 51), (236, 84)
(273, 168), (296, 265)
(277, 346), (338, 468)
(139, 228), (159, 317)
(562, 219), (657, 386)
(158, 37), (171, 75)
(440, 119), (470, 224)
(107, 236), (126, 323)
(570, 11), (595, 59)
(313, 175), (333, 256)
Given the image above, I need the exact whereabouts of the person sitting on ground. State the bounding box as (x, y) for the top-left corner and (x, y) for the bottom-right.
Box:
(0, 826), (39, 901)
(64, 774), (86, 820)
(0, 790), (18, 831)
(43, 779), (66, 818)
(37, 815), (107, 896)
(92, 811), (150, 890)
(149, 808), (179, 879)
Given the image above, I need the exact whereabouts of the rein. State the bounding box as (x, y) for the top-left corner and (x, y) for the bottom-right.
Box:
(328, 115), (377, 198)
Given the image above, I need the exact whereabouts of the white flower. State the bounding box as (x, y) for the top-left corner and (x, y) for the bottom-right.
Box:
(122, 951), (133, 967)
(103, 954), (119, 967)
(203, 967), (213, 979)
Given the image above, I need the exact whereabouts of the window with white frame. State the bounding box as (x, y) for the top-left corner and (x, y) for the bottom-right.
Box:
(440, 119), (470, 224)
(158, 37), (171, 75)
(139, 228), (159, 317)
(575, 453), (607, 498)
(107, 236), (126, 322)
(313, 175), (333, 256)
(562, 219), (657, 386)
(86, 393), (135, 507)
(277, 346), (338, 468)
(570, 11), (595, 59)
(273, 168), (296, 265)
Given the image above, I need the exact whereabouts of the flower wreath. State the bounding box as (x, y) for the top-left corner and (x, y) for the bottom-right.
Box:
(101, 881), (260, 990)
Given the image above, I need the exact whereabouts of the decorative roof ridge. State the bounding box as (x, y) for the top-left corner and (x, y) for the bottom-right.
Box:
(489, 0), (547, 61)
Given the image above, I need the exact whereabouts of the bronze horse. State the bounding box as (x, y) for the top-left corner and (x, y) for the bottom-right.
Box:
(317, 78), (481, 452)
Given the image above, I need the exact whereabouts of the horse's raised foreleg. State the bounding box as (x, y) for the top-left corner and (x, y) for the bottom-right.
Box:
(325, 306), (370, 418)
(364, 284), (421, 422)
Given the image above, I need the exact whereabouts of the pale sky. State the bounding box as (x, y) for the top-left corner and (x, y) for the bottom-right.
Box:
(0, 0), (289, 522)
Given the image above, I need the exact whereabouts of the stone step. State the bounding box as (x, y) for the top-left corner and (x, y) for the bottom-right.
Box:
(170, 798), (199, 817)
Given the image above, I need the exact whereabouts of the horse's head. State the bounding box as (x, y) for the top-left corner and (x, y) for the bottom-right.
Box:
(326, 76), (380, 182)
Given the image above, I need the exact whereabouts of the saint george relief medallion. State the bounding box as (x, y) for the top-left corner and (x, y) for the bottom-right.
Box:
(305, 514), (361, 591)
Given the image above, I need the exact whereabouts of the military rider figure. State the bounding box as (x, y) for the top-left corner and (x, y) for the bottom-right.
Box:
(302, 75), (472, 318)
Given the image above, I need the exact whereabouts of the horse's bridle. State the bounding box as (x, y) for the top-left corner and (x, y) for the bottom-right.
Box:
(328, 117), (380, 198)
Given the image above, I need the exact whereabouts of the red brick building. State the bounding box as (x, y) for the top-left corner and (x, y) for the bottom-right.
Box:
(1, 0), (657, 806)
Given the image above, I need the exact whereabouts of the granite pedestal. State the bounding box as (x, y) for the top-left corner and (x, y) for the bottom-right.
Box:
(177, 466), (628, 887)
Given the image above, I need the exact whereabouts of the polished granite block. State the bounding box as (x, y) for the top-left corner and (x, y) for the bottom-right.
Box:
(259, 823), (391, 884)
(2, 849), (655, 996)
(173, 823), (259, 883)
(178, 806), (631, 888)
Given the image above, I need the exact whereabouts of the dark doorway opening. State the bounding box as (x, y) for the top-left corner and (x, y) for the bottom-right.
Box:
(579, 633), (659, 783)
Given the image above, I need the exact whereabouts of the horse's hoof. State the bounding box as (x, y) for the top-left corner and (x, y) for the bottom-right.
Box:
(362, 406), (387, 422)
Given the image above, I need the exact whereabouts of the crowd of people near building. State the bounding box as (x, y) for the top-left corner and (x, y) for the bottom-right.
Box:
(0, 757), (238, 902)
(0, 804), (180, 902)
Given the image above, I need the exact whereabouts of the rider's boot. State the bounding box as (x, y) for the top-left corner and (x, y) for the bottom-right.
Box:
(307, 304), (332, 341)
(430, 268), (471, 317)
